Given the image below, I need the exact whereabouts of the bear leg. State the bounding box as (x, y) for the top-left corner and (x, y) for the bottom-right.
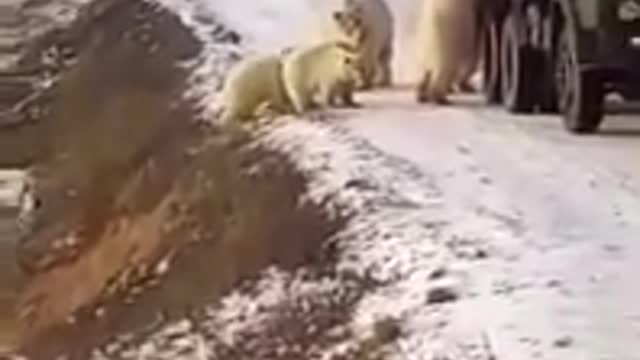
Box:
(448, 74), (475, 93)
(271, 100), (294, 115)
(373, 44), (393, 87)
(285, 86), (310, 114)
(325, 86), (340, 107)
(336, 81), (361, 108)
(220, 96), (255, 123)
(456, 79), (476, 93)
(257, 99), (291, 117)
(318, 85), (335, 108)
(416, 70), (432, 103)
(455, 56), (479, 94)
(431, 92), (451, 105)
(308, 98), (322, 110)
(340, 92), (362, 108)
(429, 84), (451, 104)
(429, 67), (455, 105)
(221, 108), (252, 123)
(355, 63), (374, 90)
(429, 82), (451, 105)
(282, 65), (311, 114)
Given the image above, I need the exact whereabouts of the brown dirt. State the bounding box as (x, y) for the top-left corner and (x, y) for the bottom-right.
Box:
(0, 0), (204, 167)
(0, 0), (347, 358)
(5, 0), (209, 280)
(0, 217), (24, 353)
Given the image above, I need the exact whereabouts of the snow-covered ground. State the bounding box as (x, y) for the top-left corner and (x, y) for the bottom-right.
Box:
(0, 170), (24, 211)
(150, 1), (640, 359)
(2, 0), (640, 358)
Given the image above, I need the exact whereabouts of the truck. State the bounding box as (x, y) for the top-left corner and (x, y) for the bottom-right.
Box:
(480, 0), (640, 134)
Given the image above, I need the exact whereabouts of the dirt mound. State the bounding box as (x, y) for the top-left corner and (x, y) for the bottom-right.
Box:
(0, 0), (205, 166)
(0, 0), (346, 358)
(13, 0), (205, 276)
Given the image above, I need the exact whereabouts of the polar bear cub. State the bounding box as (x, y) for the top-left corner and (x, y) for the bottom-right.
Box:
(330, 0), (394, 89)
(281, 40), (361, 114)
(219, 53), (291, 123)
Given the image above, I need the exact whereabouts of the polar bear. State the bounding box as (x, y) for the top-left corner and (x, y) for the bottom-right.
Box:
(454, 0), (485, 94)
(282, 40), (361, 114)
(449, 49), (482, 94)
(326, 0), (394, 90)
(415, 0), (480, 104)
(219, 53), (291, 123)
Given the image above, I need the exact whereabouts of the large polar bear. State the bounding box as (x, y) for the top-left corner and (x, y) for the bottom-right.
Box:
(219, 53), (291, 123)
(282, 40), (361, 114)
(415, 0), (481, 104)
(320, 0), (394, 90)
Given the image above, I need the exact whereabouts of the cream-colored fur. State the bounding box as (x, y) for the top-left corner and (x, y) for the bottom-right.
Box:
(282, 41), (361, 114)
(415, 0), (480, 104)
(331, 0), (394, 89)
(219, 53), (290, 123)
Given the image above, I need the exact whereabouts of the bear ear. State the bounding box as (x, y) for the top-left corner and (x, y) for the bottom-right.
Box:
(281, 46), (294, 56)
(332, 11), (344, 22)
(344, 0), (357, 8)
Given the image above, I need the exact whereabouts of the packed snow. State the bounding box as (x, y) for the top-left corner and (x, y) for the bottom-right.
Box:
(136, 0), (509, 358)
(142, 0), (640, 358)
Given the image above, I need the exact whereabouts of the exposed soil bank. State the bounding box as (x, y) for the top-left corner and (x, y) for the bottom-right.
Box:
(0, 0), (348, 358)
(0, 216), (24, 354)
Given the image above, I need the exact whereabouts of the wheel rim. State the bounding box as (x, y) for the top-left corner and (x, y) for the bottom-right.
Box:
(501, 22), (516, 105)
(483, 23), (497, 92)
(482, 24), (492, 93)
(555, 31), (575, 115)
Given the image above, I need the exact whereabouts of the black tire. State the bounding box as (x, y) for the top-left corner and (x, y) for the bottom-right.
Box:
(482, 20), (502, 104)
(534, 8), (559, 113)
(538, 49), (559, 113)
(501, 13), (535, 113)
(555, 24), (604, 134)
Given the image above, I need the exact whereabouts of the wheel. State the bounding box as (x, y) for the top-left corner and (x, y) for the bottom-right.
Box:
(538, 50), (559, 113)
(555, 24), (604, 134)
(537, 14), (559, 113)
(501, 13), (535, 113)
(482, 19), (501, 104)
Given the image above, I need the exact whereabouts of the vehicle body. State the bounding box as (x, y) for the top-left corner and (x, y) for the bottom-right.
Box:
(480, 0), (640, 134)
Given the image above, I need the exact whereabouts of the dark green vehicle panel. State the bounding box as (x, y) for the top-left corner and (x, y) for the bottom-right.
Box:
(564, 0), (640, 84)
(572, 0), (640, 28)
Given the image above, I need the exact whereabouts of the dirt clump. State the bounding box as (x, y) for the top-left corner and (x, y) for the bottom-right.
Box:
(0, 0), (211, 167)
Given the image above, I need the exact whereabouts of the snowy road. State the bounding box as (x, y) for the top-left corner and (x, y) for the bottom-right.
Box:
(336, 87), (640, 359)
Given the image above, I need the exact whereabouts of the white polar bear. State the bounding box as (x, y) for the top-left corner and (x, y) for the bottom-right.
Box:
(314, 0), (394, 90)
(281, 41), (361, 114)
(415, 0), (481, 104)
(219, 53), (290, 123)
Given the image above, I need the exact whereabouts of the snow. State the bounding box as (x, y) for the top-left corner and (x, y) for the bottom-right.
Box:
(0, 170), (25, 210)
(72, 0), (640, 359)
(257, 116), (531, 359)
(136, 0), (505, 358)
(133, 0), (487, 358)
